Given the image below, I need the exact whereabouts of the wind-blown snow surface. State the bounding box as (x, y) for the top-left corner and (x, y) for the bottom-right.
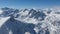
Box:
(0, 7), (60, 34)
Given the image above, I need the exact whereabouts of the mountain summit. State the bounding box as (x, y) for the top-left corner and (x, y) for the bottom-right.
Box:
(0, 7), (60, 34)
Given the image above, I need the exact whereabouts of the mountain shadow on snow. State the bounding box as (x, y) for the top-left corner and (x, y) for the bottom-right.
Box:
(0, 16), (36, 34)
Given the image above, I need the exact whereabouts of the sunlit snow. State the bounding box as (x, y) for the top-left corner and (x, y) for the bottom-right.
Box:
(0, 8), (60, 34)
(0, 17), (10, 27)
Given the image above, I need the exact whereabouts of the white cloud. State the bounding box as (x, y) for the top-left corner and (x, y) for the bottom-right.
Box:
(44, 10), (60, 34)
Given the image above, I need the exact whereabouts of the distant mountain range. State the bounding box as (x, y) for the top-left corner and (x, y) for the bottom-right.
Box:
(0, 7), (60, 34)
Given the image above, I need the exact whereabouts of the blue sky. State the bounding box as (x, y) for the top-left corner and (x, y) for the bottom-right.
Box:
(0, 0), (60, 9)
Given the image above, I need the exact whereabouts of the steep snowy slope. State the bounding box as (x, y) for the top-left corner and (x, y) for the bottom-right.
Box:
(0, 7), (60, 34)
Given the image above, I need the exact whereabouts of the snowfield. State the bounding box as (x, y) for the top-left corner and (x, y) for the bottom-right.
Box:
(0, 7), (60, 34)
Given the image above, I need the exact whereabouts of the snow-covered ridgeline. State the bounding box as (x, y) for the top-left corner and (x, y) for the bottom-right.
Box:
(0, 8), (60, 34)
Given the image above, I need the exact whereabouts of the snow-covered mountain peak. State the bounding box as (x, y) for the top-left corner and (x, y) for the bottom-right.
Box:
(0, 7), (60, 24)
(0, 7), (60, 34)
